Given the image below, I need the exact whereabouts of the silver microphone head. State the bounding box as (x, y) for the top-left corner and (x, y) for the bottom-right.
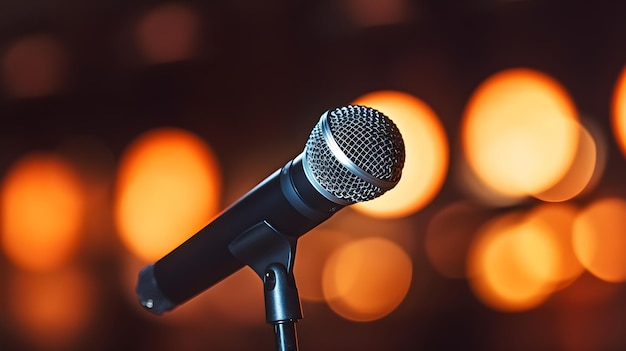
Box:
(303, 105), (405, 204)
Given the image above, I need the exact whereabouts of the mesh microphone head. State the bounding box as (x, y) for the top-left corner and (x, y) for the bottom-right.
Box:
(304, 105), (405, 204)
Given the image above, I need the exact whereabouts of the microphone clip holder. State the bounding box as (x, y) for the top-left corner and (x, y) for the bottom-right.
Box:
(229, 221), (303, 351)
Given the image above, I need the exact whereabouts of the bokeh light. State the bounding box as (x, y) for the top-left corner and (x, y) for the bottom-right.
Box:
(461, 68), (580, 198)
(467, 212), (560, 312)
(7, 267), (94, 350)
(294, 228), (353, 302)
(115, 127), (221, 262)
(135, 3), (202, 64)
(533, 123), (596, 202)
(454, 152), (525, 207)
(425, 201), (493, 279)
(329, 208), (420, 256)
(352, 90), (449, 218)
(524, 203), (584, 288)
(322, 237), (412, 322)
(575, 118), (609, 198)
(1, 153), (84, 272)
(573, 197), (626, 283)
(0, 33), (69, 98)
(611, 65), (626, 157)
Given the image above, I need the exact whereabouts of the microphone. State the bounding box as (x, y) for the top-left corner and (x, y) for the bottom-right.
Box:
(136, 105), (405, 314)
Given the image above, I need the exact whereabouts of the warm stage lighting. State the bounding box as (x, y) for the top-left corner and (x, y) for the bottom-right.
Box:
(573, 198), (626, 283)
(1, 153), (84, 272)
(461, 68), (580, 199)
(115, 127), (222, 262)
(322, 237), (412, 322)
(454, 153), (524, 207)
(352, 90), (449, 218)
(425, 201), (493, 279)
(468, 212), (560, 312)
(294, 228), (353, 302)
(611, 65), (626, 157)
(525, 203), (584, 288)
(534, 123), (596, 202)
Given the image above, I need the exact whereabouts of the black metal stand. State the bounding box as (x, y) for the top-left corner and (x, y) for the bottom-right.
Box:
(229, 221), (303, 351)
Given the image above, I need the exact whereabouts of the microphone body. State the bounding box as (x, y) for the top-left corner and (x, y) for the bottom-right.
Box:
(137, 154), (342, 313)
(136, 105), (405, 315)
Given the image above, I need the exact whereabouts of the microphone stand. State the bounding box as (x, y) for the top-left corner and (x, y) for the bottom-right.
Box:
(229, 221), (303, 351)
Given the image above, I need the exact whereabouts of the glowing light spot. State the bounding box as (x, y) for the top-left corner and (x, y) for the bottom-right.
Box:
(1, 34), (69, 98)
(576, 118), (608, 197)
(425, 201), (493, 279)
(322, 237), (412, 322)
(1, 153), (84, 272)
(294, 229), (352, 302)
(573, 198), (626, 283)
(352, 90), (449, 218)
(115, 128), (221, 262)
(461, 68), (579, 198)
(135, 3), (201, 64)
(8, 267), (94, 350)
(455, 154), (524, 207)
(612, 65), (626, 157)
(525, 203), (584, 288)
(534, 124), (596, 202)
(468, 212), (560, 312)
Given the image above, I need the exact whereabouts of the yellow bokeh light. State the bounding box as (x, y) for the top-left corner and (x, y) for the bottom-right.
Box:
(322, 237), (412, 322)
(525, 203), (584, 288)
(455, 154), (525, 207)
(115, 127), (221, 262)
(573, 198), (626, 283)
(352, 90), (449, 218)
(534, 124), (596, 202)
(461, 68), (579, 198)
(612, 65), (626, 157)
(1, 153), (84, 272)
(468, 212), (560, 312)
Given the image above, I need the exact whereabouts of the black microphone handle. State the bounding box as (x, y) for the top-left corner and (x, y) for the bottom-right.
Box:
(136, 153), (345, 314)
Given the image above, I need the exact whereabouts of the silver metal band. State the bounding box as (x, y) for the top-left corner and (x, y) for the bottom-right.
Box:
(320, 111), (396, 191)
(300, 151), (351, 206)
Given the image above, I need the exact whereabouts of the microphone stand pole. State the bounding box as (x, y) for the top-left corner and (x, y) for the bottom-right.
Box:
(229, 221), (303, 351)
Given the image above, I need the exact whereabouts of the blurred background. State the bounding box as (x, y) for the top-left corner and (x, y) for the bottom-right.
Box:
(0, 0), (625, 350)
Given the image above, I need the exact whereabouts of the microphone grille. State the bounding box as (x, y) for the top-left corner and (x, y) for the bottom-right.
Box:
(305, 105), (405, 203)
